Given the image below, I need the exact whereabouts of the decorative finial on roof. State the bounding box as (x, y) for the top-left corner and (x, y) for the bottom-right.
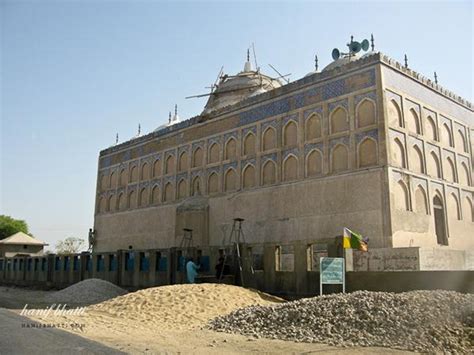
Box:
(115, 133), (119, 145)
(434, 71), (438, 84)
(175, 104), (178, 116)
(370, 34), (374, 51)
(138, 123), (141, 136)
(404, 54), (408, 68)
(168, 111), (171, 124)
(314, 54), (318, 71)
(247, 48), (250, 62)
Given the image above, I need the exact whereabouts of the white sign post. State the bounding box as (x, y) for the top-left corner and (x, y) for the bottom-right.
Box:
(320, 257), (345, 295)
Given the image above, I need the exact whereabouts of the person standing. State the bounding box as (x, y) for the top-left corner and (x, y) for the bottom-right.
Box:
(186, 257), (200, 283)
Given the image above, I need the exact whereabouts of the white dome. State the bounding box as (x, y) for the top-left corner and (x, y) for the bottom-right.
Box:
(322, 53), (361, 72)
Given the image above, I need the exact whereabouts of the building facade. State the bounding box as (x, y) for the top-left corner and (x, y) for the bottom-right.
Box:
(93, 51), (473, 269)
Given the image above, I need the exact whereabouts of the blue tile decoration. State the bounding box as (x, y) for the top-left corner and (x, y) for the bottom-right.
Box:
(329, 136), (350, 149)
(178, 145), (189, 155)
(150, 179), (161, 188)
(117, 187), (125, 194)
(355, 91), (377, 106)
(176, 172), (188, 182)
(223, 161), (238, 171)
(283, 148), (299, 160)
(239, 98), (290, 126)
(191, 170), (203, 179)
(322, 77), (346, 101)
(304, 142), (324, 155)
(241, 158), (256, 168)
(261, 119), (279, 131)
(192, 141), (205, 150)
(164, 176), (175, 185)
(304, 106), (323, 120)
(224, 131), (238, 142)
(127, 183), (138, 192)
(261, 153), (277, 163)
(242, 126), (257, 136)
(355, 129), (378, 143)
(165, 150), (175, 159)
(139, 181), (149, 189)
(328, 99), (349, 112)
(100, 69), (376, 169)
(152, 153), (162, 161)
(207, 166), (221, 176)
(282, 114), (298, 125)
(207, 136), (222, 146)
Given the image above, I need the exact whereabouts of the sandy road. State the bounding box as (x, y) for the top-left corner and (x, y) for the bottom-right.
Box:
(0, 308), (124, 355)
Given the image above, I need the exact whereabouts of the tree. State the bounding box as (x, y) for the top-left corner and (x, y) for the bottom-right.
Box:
(55, 237), (85, 254)
(0, 215), (29, 240)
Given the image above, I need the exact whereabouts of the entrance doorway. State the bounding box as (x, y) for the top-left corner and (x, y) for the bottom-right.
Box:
(433, 195), (448, 245)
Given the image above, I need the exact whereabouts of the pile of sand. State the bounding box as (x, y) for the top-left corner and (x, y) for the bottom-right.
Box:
(46, 279), (128, 305)
(88, 283), (282, 330)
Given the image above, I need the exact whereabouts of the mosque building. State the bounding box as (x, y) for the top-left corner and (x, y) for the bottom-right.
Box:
(93, 37), (473, 271)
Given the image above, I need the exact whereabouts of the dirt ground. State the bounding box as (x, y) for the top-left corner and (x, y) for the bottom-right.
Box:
(0, 285), (412, 354)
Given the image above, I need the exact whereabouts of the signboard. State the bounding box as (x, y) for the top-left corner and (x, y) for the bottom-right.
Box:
(320, 257), (345, 295)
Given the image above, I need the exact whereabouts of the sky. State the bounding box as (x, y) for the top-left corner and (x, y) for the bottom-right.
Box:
(1, 0), (472, 251)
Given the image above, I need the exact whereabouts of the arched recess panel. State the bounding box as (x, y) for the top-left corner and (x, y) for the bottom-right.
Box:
(165, 156), (175, 175)
(118, 193), (126, 210)
(306, 150), (323, 177)
(459, 163), (470, 186)
(191, 177), (201, 196)
(391, 138), (406, 168)
(444, 158), (456, 183)
(283, 155), (298, 181)
(410, 145), (424, 174)
(129, 166), (138, 183)
(208, 173), (219, 194)
(394, 181), (410, 211)
(179, 152), (188, 172)
(262, 161), (276, 185)
(447, 193), (460, 220)
(357, 99), (376, 128)
(119, 169), (127, 187)
(108, 195), (116, 212)
(331, 145), (348, 173)
(243, 133), (256, 155)
(462, 197), (473, 222)
(414, 186), (428, 214)
(177, 180), (187, 199)
(427, 152), (441, 178)
(193, 147), (203, 167)
(243, 165), (256, 188)
(209, 144), (220, 164)
(426, 116), (437, 141)
(153, 160), (161, 177)
(164, 183), (174, 202)
(225, 138), (237, 160)
(262, 128), (276, 151)
(441, 124), (452, 147)
(141, 163), (150, 180)
(283, 121), (297, 147)
(306, 115), (321, 141)
(224, 169), (237, 191)
(110, 171), (117, 188)
(330, 107), (348, 134)
(151, 186), (160, 204)
(139, 188), (148, 207)
(387, 100), (402, 127)
(406, 109), (421, 134)
(358, 138), (377, 168)
(128, 190), (137, 209)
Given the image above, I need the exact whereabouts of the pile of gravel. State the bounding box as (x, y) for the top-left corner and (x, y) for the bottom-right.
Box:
(208, 290), (473, 353)
(46, 279), (127, 305)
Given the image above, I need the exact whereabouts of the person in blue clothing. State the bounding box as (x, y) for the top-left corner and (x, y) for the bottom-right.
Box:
(185, 257), (200, 283)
